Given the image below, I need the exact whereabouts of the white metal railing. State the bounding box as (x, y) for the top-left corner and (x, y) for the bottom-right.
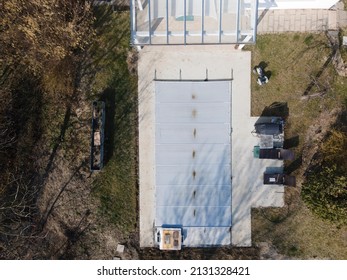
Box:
(131, 0), (258, 45)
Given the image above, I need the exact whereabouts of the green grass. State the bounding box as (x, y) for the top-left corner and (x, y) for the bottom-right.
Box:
(246, 33), (347, 259)
(339, 26), (347, 63)
(91, 7), (138, 235)
(245, 33), (338, 154)
(252, 203), (347, 259)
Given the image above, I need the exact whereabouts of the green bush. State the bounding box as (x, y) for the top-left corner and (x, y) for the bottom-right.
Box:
(302, 165), (347, 224)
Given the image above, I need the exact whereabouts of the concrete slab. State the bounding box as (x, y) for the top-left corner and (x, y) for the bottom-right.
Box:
(183, 227), (231, 246)
(138, 45), (285, 248)
(139, 46), (248, 247)
(231, 117), (284, 246)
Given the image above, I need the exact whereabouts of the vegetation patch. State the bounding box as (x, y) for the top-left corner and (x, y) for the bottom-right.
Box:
(0, 1), (138, 259)
(245, 33), (347, 173)
(247, 33), (347, 259)
(303, 165), (346, 223)
(90, 7), (138, 235)
(339, 27), (347, 62)
(302, 128), (347, 224)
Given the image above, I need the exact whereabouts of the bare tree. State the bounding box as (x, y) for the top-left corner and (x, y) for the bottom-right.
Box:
(0, 172), (39, 236)
(0, 0), (96, 259)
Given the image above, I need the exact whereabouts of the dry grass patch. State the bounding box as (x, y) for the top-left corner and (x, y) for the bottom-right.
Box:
(246, 33), (337, 149)
(246, 33), (347, 259)
(252, 203), (347, 259)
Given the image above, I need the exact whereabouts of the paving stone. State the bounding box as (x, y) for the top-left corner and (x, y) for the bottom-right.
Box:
(306, 19), (312, 31)
(278, 16), (285, 31)
(311, 10), (318, 26)
(289, 15), (295, 29)
(299, 24), (305, 32)
(338, 10), (347, 27)
(288, 10), (296, 16)
(328, 10), (337, 29)
(258, 9), (337, 34)
(278, 9), (285, 16)
(300, 15), (306, 32)
(274, 20), (280, 31)
(294, 20), (301, 31)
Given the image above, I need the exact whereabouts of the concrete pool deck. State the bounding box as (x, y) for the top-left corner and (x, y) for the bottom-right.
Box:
(138, 45), (284, 248)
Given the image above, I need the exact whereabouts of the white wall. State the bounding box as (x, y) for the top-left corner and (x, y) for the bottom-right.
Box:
(258, 0), (339, 10)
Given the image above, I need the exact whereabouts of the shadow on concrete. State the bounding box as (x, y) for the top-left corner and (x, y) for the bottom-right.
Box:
(257, 8), (270, 25)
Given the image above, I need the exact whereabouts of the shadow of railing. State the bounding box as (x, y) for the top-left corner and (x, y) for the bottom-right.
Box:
(257, 7), (270, 25)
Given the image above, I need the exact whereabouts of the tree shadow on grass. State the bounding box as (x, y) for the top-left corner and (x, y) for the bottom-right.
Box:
(259, 206), (291, 225)
(284, 154), (303, 174)
(302, 52), (335, 96)
(41, 59), (84, 182)
(40, 160), (87, 228)
(258, 61), (268, 70)
(302, 32), (337, 96)
(265, 70), (272, 80)
(97, 61), (137, 167)
(91, 6), (130, 62)
(40, 5), (127, 175)
(100, 88), (116, 165)
(112, 72), (137, 164)
(260, 102), (289, 121)
(283, 135), (300, 149)
(11, 78), (44, 167)
(42, 104), (72, 178)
